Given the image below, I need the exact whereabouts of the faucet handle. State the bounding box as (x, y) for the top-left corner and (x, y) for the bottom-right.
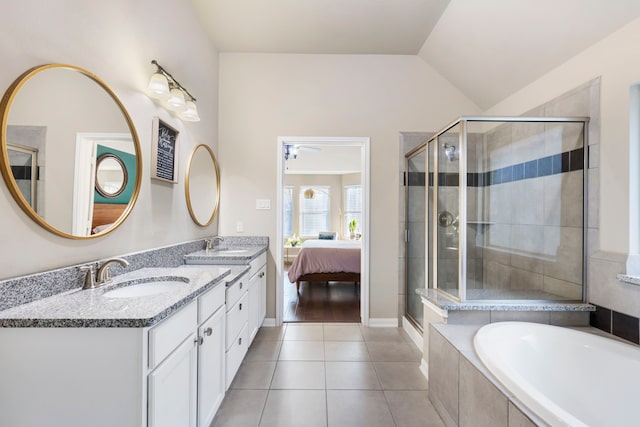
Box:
(79, 266), (96, 290)
(205, 239), (213, 250)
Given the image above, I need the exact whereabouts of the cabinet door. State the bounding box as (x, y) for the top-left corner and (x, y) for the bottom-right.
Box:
(197, 307), (226, 427)
(248, 271), (261, 343)
(258, 267), (267, 324)
(148, 333), (198, 427)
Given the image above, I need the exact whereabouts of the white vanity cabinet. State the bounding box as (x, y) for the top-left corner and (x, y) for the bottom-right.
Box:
(223, 252), (267, 388)
(0, 281), (226, 427)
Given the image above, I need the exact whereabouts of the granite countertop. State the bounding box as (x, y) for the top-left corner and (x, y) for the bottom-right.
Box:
(179, 264), (250, 286)
(184, 245), (267, 265)
(417, 288), (595, 311)
(0, 266), (230, 328)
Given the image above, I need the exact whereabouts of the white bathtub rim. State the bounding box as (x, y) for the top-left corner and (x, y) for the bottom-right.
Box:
(473, 321), (638, 427)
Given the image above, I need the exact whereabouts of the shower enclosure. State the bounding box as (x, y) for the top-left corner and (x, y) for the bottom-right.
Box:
(406, 117), (588, 312)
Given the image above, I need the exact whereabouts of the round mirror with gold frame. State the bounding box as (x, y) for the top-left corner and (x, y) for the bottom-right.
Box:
(185, 144), (220, 227)
(0, 64), (142, 239)
(95, 153), (128, 198)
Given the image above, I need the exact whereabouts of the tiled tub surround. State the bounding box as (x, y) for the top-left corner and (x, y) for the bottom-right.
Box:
(589, 303), (640, 344)
(0, 235), (267, 312)
(429, 322), (640, 427)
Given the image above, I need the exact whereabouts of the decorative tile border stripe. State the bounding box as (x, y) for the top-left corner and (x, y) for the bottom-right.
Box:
(406, 147), (584, 187)
(590, 304), (640, 344)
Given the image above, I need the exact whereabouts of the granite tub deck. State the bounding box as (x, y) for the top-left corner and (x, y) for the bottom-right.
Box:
(0, 266), (231, 328)
(417, 288), (594, 325)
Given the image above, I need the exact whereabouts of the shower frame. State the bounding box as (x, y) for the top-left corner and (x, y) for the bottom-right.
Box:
(426, 116), (590, 303)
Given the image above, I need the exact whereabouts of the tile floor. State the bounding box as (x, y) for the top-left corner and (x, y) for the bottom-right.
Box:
(212, 323), (445, 427)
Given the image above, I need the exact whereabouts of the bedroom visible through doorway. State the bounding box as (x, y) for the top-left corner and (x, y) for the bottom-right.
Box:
(276, 137), (370, 325)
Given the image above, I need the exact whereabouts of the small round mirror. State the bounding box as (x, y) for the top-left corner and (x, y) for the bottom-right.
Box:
(185, 144), (220, 227)
(95, 154), (127, 198)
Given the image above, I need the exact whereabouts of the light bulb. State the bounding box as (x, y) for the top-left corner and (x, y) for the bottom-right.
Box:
(166, 87), (186, 111)
(146, 72), (170, 100)
(179, 100), (200, 121)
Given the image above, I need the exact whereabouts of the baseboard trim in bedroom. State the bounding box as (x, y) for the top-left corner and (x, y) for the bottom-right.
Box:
(262, 318), (276, 327)
(368, 318), (399, 327)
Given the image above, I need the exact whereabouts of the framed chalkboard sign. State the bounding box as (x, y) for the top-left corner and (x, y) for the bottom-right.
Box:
(151, 117), (179, 183)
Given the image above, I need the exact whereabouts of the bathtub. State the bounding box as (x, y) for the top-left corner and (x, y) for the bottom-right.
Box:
(474, 322), (640, 427)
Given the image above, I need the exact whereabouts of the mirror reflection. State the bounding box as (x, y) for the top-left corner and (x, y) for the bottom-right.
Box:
(185, 144), (220, 227)
(0, 64), (141, 238)
(95, 153), (128, 198)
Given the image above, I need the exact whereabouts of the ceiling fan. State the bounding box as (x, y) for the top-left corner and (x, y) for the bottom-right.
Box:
(283, 143), (321, 160)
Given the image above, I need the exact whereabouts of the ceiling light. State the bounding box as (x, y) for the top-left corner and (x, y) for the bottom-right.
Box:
(179, 100), (200, 122)
(146, 60), (199, 122)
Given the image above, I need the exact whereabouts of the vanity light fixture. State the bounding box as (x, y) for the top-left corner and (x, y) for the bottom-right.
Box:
(146, 60), (200, 122)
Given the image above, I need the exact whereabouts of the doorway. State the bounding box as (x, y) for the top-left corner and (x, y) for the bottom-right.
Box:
(276, 137), (370, 326)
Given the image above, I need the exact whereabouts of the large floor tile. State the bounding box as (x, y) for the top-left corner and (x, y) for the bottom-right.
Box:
(325, 361), (381, 390)
(270, 361), (326, 389)
(254, 326), (287, 341)
(327, 390), (395, 427)
(374, 362), (429, 390)
(385, 390), (445, 427)
(279, 340), (325, 361)
(260, 390), (327, 427)
(230, 361), (276, 389)
(212, 389), (268, 427)
(244, 340), (283, 362)
(324, 341), (370, 361)
(360, 326), (407, 343)
(366, 340), (421, 362)
(324, 324), (364, 341)
(283, 324), (324, 341)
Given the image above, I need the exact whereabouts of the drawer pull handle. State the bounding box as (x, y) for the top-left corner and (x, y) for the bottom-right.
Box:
(195, 336), (204, 345)
(239, 303), (243, 310)
(239, 282), (243, 289)
(205, 327), (212, 336)
(238, 337), (242, 345)
(259, 272), (265, 278)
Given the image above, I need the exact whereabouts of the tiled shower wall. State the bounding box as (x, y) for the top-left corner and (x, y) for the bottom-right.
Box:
(476, 121), (585, 299)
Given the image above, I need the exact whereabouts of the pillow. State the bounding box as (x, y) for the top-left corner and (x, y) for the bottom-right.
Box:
(318, 231), (336, 240)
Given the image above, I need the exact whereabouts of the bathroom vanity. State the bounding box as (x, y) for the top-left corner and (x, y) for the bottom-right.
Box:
(0, 243), (268, 427)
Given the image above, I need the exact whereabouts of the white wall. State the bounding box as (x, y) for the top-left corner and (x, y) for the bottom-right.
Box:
(0, 0), (219, 279)
(482, 16), (640, 317)
(484, 15), (640, 255)
(218, 53), (480, 319)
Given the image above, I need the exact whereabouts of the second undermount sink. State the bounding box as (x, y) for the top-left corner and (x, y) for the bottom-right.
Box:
(102, 276), (189, 298)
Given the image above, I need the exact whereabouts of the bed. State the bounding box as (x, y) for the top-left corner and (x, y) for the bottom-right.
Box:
(287, 239), (361, 292)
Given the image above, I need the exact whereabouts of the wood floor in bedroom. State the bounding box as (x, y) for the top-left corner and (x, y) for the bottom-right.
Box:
(283, 272), (360, 323)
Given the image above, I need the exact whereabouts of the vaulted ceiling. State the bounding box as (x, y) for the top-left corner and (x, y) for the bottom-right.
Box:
(191, 0), (640, 109)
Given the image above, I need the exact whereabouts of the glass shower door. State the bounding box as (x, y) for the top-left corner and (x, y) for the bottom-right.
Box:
(405, 148), (426, 329)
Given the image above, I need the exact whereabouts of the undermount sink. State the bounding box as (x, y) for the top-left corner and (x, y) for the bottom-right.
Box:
(213, 249), (248, 254)
(102, 276), (189, 298)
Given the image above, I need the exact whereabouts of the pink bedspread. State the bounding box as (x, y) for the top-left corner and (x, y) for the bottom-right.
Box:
(287, 246), (361, 283)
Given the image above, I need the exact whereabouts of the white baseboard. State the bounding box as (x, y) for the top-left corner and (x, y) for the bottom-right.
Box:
(368, 318), (399, 327)
(261, 318), (276, 327)
(402, 316), (423, 350)
(419, 358), (429, 381)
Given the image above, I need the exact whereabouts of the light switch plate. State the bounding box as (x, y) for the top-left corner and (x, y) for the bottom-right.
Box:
(256, 199), (271, 210)
(236, 221), (243, 232)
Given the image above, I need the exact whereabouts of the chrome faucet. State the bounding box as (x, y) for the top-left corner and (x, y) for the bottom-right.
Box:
(205, 236), (224, 251)
(95, 258), (130, 286)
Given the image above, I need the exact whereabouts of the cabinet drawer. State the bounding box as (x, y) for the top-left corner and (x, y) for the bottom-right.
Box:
(225, 323), (249, 389)
(225, 293), (248, 351)
(198, 283), (225, 324)
(248, 252), (267, 278)
(149, 301), (197, 370)
(225, 275), (247, 312)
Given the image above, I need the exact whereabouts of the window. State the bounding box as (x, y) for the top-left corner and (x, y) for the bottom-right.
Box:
(300, 186), (330, 237)
(344, 185), (362, 237)
(284, 186), (294, 237)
